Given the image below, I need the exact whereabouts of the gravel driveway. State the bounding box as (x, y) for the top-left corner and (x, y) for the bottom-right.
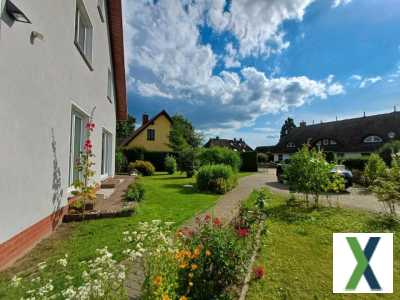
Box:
(263, 168), (399, 215)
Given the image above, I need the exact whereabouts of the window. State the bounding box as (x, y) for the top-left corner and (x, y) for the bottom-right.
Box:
(101, 130), (113, 176)
(330, 139), (337, 145)
(147, 129), (155, 141)
(107, 69), (113, 102)
(69, 109), (88, 185)
(287, 142), (296, 148)
(75, 0), (93, 68)
(363, 135), (383, 143)
(97, 0), (105, 22)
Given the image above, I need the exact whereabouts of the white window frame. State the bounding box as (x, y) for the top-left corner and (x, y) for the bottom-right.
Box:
(107, 68), (113, 102)
(97, 0), (105, 22)
(363, 135), (383, 143)
(75, 0), (93, 69)
(69, 108), (89, 186)
(101, 129), (113, 177)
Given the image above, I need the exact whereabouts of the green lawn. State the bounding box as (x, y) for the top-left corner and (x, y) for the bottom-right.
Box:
(247, 191), (400, 300)
(0, 173), (225, 299)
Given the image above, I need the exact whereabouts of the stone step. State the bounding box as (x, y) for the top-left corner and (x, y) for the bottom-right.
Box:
(100, 179), (119, 189)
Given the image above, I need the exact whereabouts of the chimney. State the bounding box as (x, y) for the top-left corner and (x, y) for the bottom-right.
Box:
(233, 138), (237, 142)
(300, 121), (306, 128)
(142, 113), (149, 125)
(216, 136), (219, 140)
(363, 112), (366, 118)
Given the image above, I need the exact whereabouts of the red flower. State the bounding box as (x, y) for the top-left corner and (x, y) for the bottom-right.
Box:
(85, 122), (95, 131)
(84, 139), (93, 152)
(204, 214), (211, 223)
(253, 266), (265, 280)
(213, 217), (222, 227)
(237, 227), (249, 238)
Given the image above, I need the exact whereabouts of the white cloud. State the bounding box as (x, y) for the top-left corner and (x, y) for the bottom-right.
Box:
(359, 76), (382, 88)
(349, 74), (362, 81)
(123, 0), (344, 129)
(332, 0), (352, 8)
(223, 43), (241, 68)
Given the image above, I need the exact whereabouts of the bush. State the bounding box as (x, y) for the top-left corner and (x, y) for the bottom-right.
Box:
(198, 147), (241, 172)
(363, 153), (387, 186)
(164, 155), (177, 174)
(177, 148), (199, 177)
(123, 148), (172, 171)
(128, 160), (155, 176)
(124, 181), (145, 202)
(378, 141), (400, 166)
(115, 149), (128, 173)
(342, 158), (368, 171)
(240, 151), (258, 172)
(196, 164), (237, 194)
(257, 152), (269, 163)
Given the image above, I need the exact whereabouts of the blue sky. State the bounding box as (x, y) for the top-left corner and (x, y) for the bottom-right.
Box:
(122, 0), (400, 148)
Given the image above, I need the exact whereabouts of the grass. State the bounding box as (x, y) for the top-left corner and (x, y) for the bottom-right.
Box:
(247, 191), (400, 300)
(0, 173), (225, 299)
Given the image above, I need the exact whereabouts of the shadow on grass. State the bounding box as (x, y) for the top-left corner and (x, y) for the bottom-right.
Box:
(160, 183), (215, 196)
(152, 175), (189, 180)
(366, 215), (400, 231)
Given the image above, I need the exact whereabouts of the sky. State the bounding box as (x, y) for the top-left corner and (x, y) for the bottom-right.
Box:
(122, 0), (400, 148)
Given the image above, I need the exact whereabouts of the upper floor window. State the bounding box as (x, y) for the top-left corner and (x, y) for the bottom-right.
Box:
(107, 69), (113, 102)
(287, 142), (296, 148)
(75, 0), (93, 69)
(147, 129), (155, 141)
(97, 0), (105, 22)
(363, 135), (383, 143)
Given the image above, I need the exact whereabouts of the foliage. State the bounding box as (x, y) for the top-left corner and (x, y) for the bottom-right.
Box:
(8, 248), (127, 299)
(198, 147), (241, 172)
(284, 146), (344, 207)
(169, 115), (203, 152)
(280, 117), (297, 137)
(196, 164), (238, 194)
(71, 118), (97, 216)
(115, 149), (128, 173)
(363, 153), (387, 186)
(164, 155), (177, 174)
(124, 181), (145, 202)
(257, 152), (269, 163)
(123, 146), (146, 162)
(177, 148), (200, 178)
(128, 160), (155, 176)
(123, 148), (171, 171)
(370, 153), (400, 216)
(378, 140), (400, 166)
(116, 114), (136, 145)
(240, 151), (258, 172)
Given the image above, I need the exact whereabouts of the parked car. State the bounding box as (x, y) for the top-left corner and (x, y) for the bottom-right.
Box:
(276, 163), (353, 189)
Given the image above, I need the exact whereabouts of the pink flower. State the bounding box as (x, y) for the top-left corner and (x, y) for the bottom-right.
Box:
(253, 266), (265, 280)
(204, 214), (211, 223)
(85, 122), (95, 131)
(84, 139), (93, 152)
(213, 217), (222, 227)
(237, 227), (249, 238)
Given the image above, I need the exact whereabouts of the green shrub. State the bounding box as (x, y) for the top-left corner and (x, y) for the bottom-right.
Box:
(363, 153), (387, 186)
(128, 160), (155, 176)
(240, 151), (258, 172)
(257, 152), (269, 163)
(378, 140), (400, 166)
(115, 149), (128, 173)
(124, 181), (145, 202)
(164, 155), (177, 174)
(123, 146), (146, 162)
(196, 164), (237, 194)
(198, 147), (241, 172)
(177, 148), (200, 177)
(342, 158), (368, 171)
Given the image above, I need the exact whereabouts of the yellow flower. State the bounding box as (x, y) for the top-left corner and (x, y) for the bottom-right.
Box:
(153, 275), (162, 286)
(191, 264), (198, 271)
(189, 281), (194, 287)
(179, 297), (188, 300)
(192, 246), (201, 258)
(179, 262), (188, 269)
(162, 294), (171, 300)
(205, 250), (211, 256)
(188, 272), (193, 278)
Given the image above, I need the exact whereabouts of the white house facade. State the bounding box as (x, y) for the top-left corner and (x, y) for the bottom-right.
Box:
(0, 0), (127, 269)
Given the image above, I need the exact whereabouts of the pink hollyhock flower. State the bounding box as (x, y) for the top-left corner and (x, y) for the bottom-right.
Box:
(85, 122), (95, 131)
(253, 266), (265, 280)
(84, 139), (93, 152)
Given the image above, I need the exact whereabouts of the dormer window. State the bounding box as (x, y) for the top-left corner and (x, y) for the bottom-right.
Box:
(363, 135), (383, 143)
(287, 142), (296, 148)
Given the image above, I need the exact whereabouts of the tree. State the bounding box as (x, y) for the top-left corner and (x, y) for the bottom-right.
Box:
(370, 153), (400, 216)
(378, 140), (400, 166)
(363, 153), (386, 186)
(280, 117), (296, 138)
(116, 114), (136, 145)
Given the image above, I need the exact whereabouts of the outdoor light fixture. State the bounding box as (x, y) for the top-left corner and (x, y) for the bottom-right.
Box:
(5, 0), (31, 23)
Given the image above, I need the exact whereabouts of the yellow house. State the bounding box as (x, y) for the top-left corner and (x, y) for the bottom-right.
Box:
(122, 110), (173, 152)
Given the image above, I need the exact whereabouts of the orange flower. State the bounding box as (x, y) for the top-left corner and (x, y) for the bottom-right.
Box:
(153, 275), (162, 286)
(192, 246), (201, 258)
(162, 294), (171, 300)
(205, 250), (211, 256)
(179, 262), (189, 269)
(179, 297), (188, 300)
(191, 264), (198, 271)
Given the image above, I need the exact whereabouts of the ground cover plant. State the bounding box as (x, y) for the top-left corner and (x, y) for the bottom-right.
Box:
(246, 190), (400, 300)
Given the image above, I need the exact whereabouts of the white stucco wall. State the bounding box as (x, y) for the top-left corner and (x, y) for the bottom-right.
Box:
(0, 0), (116, 243)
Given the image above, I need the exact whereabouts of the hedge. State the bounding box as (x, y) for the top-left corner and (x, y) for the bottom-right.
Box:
(240, 151), (258, 172)
(123, 148), (174, 171)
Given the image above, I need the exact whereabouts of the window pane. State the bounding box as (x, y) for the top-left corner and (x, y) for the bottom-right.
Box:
(107, 69), (112, 100)
(85, 26), (93, 63)
(73, 115), (83, 183)
(78, 12), (85, 51)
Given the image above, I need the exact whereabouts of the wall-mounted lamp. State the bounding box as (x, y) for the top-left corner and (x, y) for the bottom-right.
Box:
(5, 0), (31, 23)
